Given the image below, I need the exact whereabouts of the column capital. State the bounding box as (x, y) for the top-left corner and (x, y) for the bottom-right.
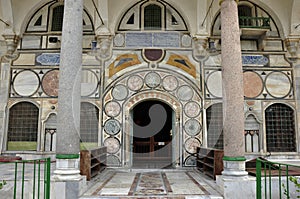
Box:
(285, 37), (300, 62)
(2, 33), (19, 61)
(219, 0), (239, 6)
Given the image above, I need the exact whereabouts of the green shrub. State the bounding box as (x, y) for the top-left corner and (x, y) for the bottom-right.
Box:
(283, 176), (300, 199)
(0, 180), (7, 190)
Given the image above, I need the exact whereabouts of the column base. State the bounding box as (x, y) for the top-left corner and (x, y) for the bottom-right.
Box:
(53, 158), (81, 181)
(216, 175), (256, 199)
(51, 176), (87, 199)
(222, 159), (248, 177)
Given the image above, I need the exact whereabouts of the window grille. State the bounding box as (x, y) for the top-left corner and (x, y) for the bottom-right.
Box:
(80, 103), (99, 143)
(265, 104), (296, 152)
(144, 4), (162, 30)
(206, 103), (223, 149)
(7, 102), (38, 150)
(51, 5), (64, 31)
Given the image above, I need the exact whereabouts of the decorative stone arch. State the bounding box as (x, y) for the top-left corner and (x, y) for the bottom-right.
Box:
(7, 99), (40, 109)
(102, 69), (203, 167)
(19, 0), (49, 35)
(124, 90), (181, 118)
(20, 0), (94, 35)
(263, 101), (296, 112)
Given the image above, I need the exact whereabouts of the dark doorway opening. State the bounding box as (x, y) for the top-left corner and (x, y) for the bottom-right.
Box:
(132, 100), (173, 168)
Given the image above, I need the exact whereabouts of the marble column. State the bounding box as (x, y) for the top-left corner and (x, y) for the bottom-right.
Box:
(220, 0), (247, 176)
(54, 0), (83, 181)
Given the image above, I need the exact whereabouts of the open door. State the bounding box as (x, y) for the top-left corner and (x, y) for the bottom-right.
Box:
(132, 100), (173, 168)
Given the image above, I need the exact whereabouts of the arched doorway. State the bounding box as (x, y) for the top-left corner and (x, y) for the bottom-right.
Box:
(131, 100), (174, 168)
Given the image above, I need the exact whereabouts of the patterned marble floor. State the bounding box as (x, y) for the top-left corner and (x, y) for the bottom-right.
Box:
(81, 169), (223, 199)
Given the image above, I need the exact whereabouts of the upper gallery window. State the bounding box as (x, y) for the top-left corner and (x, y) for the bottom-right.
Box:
(143, 4), (162, 30)
(212, 1), (277, 36)
(26, 1), (93, 33)
(118, 0), (188, 31)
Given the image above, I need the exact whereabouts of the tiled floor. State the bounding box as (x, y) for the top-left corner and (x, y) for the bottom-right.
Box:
(81, 169), (223, 199)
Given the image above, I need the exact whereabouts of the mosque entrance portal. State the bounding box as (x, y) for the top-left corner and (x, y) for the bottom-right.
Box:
(132, 100), (174, 168)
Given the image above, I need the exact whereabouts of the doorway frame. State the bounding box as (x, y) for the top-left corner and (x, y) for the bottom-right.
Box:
(122, 90), (182, 168)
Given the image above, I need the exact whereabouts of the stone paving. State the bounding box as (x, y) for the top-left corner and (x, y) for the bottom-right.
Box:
(0, 162), (223, 199)
(80, 169), (224, 199)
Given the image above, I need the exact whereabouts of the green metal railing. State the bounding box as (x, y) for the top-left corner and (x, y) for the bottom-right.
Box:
(0, 158), (51, 199)
(239, 16), (271, 29)
(256, 158), (300, 199)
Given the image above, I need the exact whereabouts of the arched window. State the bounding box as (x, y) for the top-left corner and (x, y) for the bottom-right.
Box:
(144, 4), (162, 30)
(22, 2), (94, 50)
(265, 104), (296, 152)
(118, 0), (188, 31)
(80, 102), (99, 149)
(206, 103), (223, 149)
(7, 102), (39, 151)
(26, 3), (93, 33)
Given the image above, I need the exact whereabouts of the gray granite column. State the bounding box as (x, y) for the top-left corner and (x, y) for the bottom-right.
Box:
(0, 62), (10, 153)
(220, 0), (247, 176)
(54, 0), (83, 181)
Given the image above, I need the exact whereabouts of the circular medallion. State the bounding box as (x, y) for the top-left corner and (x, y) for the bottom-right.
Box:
(114, 34), (125, 47)
(104, 119), (121, 135)
(42, 69), (59, 97)
(81, 69), (99, 97)
(104, 101), (121, 117)
(206, 71), (222, 98)
(184, 101), (201, 118)
(184, 155), (196, 166)
(185, 138), (201, 154)
(127, 75), (143, 91)
(177, 85), (194, 101)
(184, 119), (201, 136)
(112, 84), (128, 101)
(162, 75), (178, 91)
(104, 137), (120, 154)
(265, 71), (291, 98)
(243, 71), (263, 98)
(145, 72), (161, 88)
(13, 70), (40, 97)
(106, 155), (120, 166)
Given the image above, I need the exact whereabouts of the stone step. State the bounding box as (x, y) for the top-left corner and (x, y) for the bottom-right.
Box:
(79, 195), (223, 199)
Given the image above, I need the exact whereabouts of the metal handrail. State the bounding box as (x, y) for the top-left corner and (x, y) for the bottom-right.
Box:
(256, 157), (300, 199)
(239, 16), (271, 29)
(0, 158), (51, 199)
